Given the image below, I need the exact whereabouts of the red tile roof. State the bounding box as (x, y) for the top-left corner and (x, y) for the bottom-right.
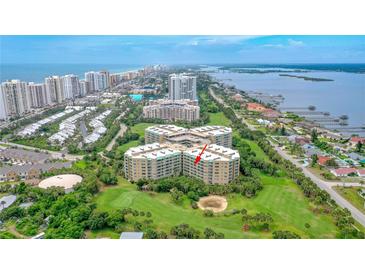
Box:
(350, 136), (365, 144)
(332, 168), (357, 176)
(246, 103), (267, 112)
(318, 156), (331, 166)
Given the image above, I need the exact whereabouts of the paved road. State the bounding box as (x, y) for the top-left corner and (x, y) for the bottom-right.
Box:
(210, 85), (365, 227)
(0, 141), (83, 161)
(106, 123), (127, 151)
(273, 144), (365, 227)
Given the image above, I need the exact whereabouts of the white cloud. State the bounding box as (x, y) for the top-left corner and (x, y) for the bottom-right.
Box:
(288, 38), (305, 47)
(262, 43), (284, 48)
(184, 35), (261, 46)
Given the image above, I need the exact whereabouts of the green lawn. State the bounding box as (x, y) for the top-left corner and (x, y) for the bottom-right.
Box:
(130, 123), (155, 137)
(95, 175), (339, 239)
(116, 140), (140, 154)
(74, 160), (87, 170)
(207, 112), (231, 127)
(334, 186), (365, 214)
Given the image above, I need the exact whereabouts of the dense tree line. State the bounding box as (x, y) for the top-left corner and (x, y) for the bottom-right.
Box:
(170, 223), (224, 239)
(272, 230), (301, 239)
(135, 175), (262, 201)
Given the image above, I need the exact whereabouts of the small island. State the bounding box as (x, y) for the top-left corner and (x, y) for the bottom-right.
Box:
(220, 68), (309, 74)
(279, 74), (334, 81)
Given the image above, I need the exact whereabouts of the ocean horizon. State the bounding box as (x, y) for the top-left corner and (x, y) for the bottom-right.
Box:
(0, 63), (144, 83)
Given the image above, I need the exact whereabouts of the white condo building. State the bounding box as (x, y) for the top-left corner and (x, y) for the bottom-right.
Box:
(45, 76), (64, 104)
(0, 80), (31, 119)
(28, 82), (51, 108)
(79, 80), (89, 97)
(85, 71), (110, 92)
(61, 74), (80, 99)
(168, 73), (197, 101)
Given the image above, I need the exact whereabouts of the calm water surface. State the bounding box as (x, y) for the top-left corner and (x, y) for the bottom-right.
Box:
(210, 70), (365, 129)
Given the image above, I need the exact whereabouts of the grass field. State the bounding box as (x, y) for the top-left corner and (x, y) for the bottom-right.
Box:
(116, 140), (140, 154)
(130, 123), (155, 137)
(334, 186), (365, 214)
(95, 174), (339, 239)
(207, 112), (231, 127)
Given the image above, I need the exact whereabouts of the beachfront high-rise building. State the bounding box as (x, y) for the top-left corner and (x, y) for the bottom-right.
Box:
(28, 82), (51, 108)
(0, 80), (31, 119)
(85, 71), (110, 92)
(79, 80), (89, 97)
(45, 76), (64, 104)
(143, 99), (200, 122)
(98, 71), (110, 90)
(168, 74), (197, 101)
(61, 74), (80, 99)
(0, 88), (7, 120)
(85, 71), (97, 93)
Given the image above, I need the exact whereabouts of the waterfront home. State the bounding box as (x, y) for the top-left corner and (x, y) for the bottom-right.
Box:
(349, 136), (365, 145)
(330, 167), (357, 177)
(232, 93), (245, 103)
(246, 102), (267, 112)
(262, 109), (281, 119)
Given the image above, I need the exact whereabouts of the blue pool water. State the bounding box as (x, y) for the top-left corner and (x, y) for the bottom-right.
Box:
(129, 94), (144, 101)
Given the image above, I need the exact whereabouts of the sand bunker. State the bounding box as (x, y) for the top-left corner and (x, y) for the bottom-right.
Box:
(197, 195), (228, 213)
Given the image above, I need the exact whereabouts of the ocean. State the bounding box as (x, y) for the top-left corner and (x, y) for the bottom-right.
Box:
(0, 63), (142, 82)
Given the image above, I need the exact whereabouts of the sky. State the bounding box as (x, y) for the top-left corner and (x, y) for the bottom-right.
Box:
(1, 35), (365, 64)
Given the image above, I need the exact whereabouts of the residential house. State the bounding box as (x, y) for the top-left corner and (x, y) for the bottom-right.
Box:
(330, 168), (357, 177)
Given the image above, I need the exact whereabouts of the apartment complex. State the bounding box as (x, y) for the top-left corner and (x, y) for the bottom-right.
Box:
(183, 144), (240, 184)
(145, 125), (232, 148)
(168, 73), (197, 101)
(124, 143), (182, 181)
(143, 99), (200, 122)
(124, 142), (239, 184)
(124, 125), (239, 184)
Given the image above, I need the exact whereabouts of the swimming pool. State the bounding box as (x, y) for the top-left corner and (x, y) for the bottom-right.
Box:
(129, 94), (144, 101)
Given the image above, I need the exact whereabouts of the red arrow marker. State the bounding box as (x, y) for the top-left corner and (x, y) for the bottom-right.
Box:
(194, 144), (208, 165)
